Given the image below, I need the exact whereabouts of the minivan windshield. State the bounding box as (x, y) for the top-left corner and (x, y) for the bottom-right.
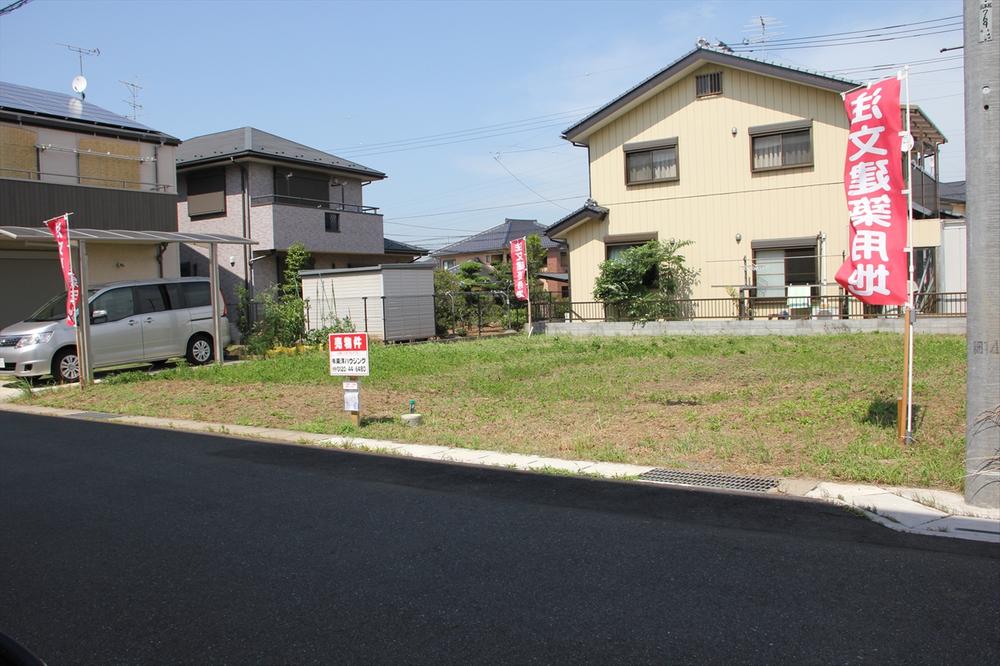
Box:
(25, 290), (98, 322)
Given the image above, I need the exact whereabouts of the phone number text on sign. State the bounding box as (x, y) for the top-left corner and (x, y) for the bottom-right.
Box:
(328, 333), (370, 376)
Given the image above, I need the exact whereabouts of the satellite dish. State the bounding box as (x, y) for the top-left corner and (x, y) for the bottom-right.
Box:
(71, 75), (88, 94)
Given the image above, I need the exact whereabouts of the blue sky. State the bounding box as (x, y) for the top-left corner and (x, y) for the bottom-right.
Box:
(0, 0), (965, 250)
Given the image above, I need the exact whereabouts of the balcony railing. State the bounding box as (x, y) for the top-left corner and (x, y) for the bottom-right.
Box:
(1, 168), (174, 193)
(250, 194), (379, 215)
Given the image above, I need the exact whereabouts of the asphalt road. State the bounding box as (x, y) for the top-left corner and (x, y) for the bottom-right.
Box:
(1, 411), (998, 665)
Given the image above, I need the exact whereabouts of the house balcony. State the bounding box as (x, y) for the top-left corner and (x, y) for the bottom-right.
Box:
(0, 177), (178, 232)
(251, 194), (379, 215)
(250, 194), (385, 255)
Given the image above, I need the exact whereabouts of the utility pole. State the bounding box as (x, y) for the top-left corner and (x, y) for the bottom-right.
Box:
(964, 0), (999, 508)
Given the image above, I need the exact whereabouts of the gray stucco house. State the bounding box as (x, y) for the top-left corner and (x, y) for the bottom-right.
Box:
(175, 127), (425, 309)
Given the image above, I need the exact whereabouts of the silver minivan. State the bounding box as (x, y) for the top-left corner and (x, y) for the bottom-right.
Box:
(0, 277), (229, 383)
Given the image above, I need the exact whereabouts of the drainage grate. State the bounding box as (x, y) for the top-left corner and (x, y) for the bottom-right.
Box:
(638, 468), (779, 493)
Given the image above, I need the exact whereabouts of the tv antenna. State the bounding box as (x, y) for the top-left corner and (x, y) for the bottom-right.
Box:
(58, 43), (100, 99)
(741, 15), (785, 50)
(120, 78), (143, 120)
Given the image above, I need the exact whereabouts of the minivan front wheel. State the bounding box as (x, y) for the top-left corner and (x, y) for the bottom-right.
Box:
(52, 347), (80, 384)
(186, 334), (214, 365)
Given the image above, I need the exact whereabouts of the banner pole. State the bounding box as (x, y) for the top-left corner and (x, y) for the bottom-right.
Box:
(71, 239), (85, 388)
(525, 237), (533, 337)
(902, 66), (915, 444)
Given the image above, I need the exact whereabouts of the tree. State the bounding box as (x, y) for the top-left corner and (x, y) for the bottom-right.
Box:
(456, 260), (496, 292)
(433, 268), (461, 335)
(282, 242), (312, 298)
(244, 242), (313, 353)
(592, 239), (698, 322)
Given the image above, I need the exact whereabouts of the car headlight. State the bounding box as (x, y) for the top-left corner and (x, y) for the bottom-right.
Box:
(15, 331), (54, 348)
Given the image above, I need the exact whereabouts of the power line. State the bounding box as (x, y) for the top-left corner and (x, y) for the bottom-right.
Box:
(732, 14), (959, 46)
(330, 105), (596, 155)
(491, 153), (569, 211)
(0, 0), (31, 17)
(495, 143), (572, 154)
(384, 195), (587, 222)
(383, 155), (584, 213)
(826, 54), (962, 74)
(339, 119), (582, 159)
(732, 27), (961, 52)
(845, 65), (964, 80)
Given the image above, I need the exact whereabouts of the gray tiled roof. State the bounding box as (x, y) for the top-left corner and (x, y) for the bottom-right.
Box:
(176, 127), (385, 179)
(546, 201), (610, 236)
(938, 180), (965, 203)
(384, 237), (429, 255)
(0, 80), (179, 143)
(432, 219), (565, 257)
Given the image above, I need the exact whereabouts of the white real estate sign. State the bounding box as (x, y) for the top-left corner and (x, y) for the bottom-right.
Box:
(328, 333), (370, 376)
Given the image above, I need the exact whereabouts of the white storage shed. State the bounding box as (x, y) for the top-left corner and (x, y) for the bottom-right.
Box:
(299, 264), (436, 342)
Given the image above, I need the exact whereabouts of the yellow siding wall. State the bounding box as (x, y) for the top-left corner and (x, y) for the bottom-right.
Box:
(571, 64), (856, 301)
(87, 244), (164, 283)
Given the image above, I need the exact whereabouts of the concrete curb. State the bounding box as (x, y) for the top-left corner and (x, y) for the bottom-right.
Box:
(807, 482), (1000, 543)
(0, 401), (653, 480)
(1, 399), (996, 542)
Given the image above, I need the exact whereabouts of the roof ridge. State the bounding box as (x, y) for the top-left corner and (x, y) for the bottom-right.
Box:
(562, 47), (860, 142)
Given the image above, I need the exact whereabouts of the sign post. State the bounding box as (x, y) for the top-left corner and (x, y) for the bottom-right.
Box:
(329, 332), (370, 426)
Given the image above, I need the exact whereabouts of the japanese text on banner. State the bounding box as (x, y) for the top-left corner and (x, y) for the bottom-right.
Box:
(510, 237), (528, 301)
(44, 214), (80, 327)
(834, 76), (908, 306)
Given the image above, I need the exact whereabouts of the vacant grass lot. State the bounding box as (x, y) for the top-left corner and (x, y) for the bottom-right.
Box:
(20, 334), (967, 489)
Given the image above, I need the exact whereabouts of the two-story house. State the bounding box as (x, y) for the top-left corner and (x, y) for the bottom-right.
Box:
(175, 127), (425, 309)
(432, 218), (569, 296)
(0, 81), (181, 328)
(547, 48), (947, 307)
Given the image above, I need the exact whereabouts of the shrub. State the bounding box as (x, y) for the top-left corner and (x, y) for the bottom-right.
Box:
(243, 242), (314, 355)
(593, 240), (699, 323)
(304, 317), (357, 347)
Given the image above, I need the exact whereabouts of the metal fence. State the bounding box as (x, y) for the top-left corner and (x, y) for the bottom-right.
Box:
(239, 291), (528, 339)
(236, 290), (965, 340)
(530, 292), (967, 323)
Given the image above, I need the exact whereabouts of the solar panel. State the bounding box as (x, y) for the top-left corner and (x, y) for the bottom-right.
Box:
(0, 81), (158, 133)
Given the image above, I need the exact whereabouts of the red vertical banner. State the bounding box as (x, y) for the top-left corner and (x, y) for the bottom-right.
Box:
(835, 76), (908, 306)
(44, 214), (80, 326)
(510, 237), (529, 301)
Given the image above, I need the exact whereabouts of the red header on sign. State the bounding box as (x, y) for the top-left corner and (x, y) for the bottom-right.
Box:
(510, 237), (528, 301)
(328, 333), (368, 351)
(834, 77), (908, 306)
(44, 214), (79, 327)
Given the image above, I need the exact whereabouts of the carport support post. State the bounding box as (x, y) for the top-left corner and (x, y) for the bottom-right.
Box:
(77, 240), (92, 386)
(209, 244), (223, 366)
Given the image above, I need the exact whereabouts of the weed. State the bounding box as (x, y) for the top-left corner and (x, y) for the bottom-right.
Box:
(13, 377), (34, 399)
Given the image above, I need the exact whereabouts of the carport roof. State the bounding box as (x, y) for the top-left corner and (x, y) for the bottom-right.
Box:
(0, 226), (256, 245)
